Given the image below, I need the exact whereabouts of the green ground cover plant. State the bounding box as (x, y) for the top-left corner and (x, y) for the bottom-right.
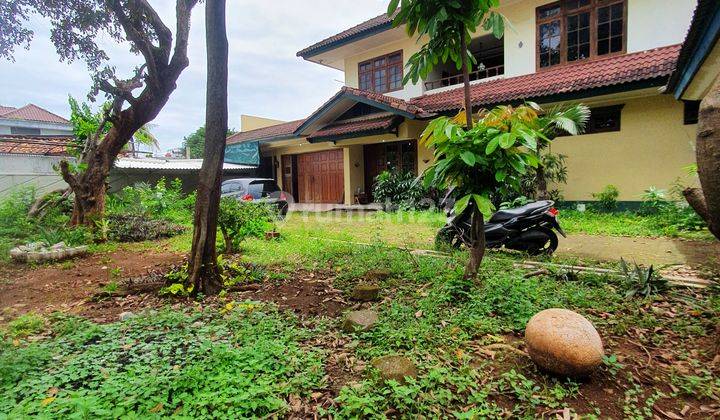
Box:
(0, 306), (325, 418)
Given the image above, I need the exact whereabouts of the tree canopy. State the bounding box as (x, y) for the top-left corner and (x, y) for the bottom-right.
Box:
(182, 125), (237, 159)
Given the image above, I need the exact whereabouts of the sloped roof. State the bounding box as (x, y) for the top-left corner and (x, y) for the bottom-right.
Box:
(411, 45), (681, 112)
(114, 157), (255, 171)
(0, 135), (72, 156)
(308, 114), (400, 141)
(226, 119), (306, 145)
(666, 0), (720, 97)
(0, 104), (70, 124)
(297, 12), (395, 58)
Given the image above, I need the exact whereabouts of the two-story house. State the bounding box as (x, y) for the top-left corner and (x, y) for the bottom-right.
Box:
(0, 104), (72, 135)
(227, 0), (699, 206)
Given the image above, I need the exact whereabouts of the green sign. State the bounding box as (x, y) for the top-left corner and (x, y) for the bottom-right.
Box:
(225, 141), (259, 166)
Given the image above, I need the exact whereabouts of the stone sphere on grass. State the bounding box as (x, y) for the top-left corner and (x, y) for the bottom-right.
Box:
(525, 308), (604, 377)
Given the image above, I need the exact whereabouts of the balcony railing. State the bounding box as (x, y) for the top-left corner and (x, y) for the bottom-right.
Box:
(424, 64), (504, 91)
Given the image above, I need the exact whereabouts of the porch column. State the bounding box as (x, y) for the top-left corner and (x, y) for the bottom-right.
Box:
(343, 145), (364, 205)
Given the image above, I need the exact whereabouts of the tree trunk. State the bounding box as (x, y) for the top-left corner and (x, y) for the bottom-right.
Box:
(536, 165), (548, 200)
(459, 28), (473, 130)
(186, 0), (228, 295)
(686, 79), (720, 240)
(464, 205), (486, 280)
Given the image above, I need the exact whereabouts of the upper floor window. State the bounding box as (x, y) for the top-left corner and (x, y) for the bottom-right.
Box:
(359, 51), (403, 94)
(537, 0), (626, 70)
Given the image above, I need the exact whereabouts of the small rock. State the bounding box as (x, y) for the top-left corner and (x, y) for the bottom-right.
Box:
(119, 311), (135, 321)
(525, 308), (604, 377)
(351, 283), (380, 301)
(342, 310), (378, 333)
(50, 242), (66, 250)
(371, 355), (417, 384)
(365, 269), (391, 282)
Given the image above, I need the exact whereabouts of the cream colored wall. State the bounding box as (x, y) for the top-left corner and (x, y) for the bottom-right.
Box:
(682, 41), (720, 101)
(549, 94), (697, 201)
(343, 145), (365, 205)
(498, 0), (695, 78)
(343, 36), (427, 100)
(240, 115), (286, 132)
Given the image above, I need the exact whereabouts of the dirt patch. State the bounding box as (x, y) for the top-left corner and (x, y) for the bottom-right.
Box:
(0, 248), (183, 323)
(232, 269), (348, 318)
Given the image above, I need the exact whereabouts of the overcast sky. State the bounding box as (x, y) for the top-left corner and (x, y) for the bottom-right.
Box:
(0, 0), (389, 152)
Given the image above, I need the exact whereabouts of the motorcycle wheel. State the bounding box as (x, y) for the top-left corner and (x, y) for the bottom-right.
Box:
(435, 226), (462, 250)
(523, 227), (559, 256)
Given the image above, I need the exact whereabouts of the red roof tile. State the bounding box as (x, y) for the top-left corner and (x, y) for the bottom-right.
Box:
(0, 106), (16, 115)
(0, 135), (72, 156)
(308, 114), (398, 140)
(0, 104), (70, 124)
(340, 86), (431, 118)
(410, 45), (682, 112)
(226, 119), (306, 144)
(297, 12), (395, 58)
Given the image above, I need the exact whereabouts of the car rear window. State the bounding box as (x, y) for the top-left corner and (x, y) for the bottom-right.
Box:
(247, 180), (279, 199)
(221, 182), (243, 194)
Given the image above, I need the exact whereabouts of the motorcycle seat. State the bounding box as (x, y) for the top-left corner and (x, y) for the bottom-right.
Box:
(489, 200), (553, 223)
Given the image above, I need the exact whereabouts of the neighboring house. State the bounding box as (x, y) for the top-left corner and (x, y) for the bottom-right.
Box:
(0, 104), (72, 135)
(227, 0), (700, 205)
(0, 136), (256, 196)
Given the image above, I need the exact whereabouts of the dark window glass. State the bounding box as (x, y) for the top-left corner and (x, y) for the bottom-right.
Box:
(567, 11), (591, 62)
(248, 180), (279, 199)
(597, 2), (624, 56)
(684, 101), (700, 125)
(538, 4), (561, 19)
(358, 51), (403, 93)
(221, 182), (242, 194)
(539, 20), (562, 68)
(588, 105), (622, 133)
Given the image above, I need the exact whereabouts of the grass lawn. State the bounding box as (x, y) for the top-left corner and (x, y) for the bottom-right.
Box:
(1, 212), (718, 418)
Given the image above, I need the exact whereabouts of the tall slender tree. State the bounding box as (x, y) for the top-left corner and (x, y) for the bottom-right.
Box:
(186, 0), (228, 294)
(0, 0), (199, 226)
(388, 0), (504, 277)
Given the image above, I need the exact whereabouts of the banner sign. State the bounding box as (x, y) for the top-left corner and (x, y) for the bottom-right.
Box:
(224, 141), (259, 166)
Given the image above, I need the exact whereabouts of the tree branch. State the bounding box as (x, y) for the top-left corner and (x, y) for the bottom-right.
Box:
(107, 0), (161, 88)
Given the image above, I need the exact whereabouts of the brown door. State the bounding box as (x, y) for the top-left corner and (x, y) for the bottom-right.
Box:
(296, 149), (344, 203)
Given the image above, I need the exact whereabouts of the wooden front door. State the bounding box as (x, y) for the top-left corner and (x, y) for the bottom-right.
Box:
(296, 149), (344, 203)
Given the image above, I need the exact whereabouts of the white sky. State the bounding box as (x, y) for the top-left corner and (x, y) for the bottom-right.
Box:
(0, 0), (389, 151)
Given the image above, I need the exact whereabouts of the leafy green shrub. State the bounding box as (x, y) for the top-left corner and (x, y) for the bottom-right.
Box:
(372, 170), (432, 210)
(639, 187), (668, 215)
(107, 214), (187, 242)
(106, 178), (195, 224)
(592, 184), (619, 211)
(218, 198), (277, 254)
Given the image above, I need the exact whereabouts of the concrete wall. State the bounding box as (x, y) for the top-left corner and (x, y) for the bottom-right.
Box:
(240, 115), (287, 132)
(550, 94), (697, 201)
(0, 155), (70, 196)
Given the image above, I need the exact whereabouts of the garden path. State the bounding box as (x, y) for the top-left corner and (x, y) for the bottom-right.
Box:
(557, 234), (719, 270)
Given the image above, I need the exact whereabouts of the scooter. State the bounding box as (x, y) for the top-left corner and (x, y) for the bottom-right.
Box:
(436, 193), (566, 255)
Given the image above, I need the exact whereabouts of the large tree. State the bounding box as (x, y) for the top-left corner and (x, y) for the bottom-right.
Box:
(0, 0), (199, 226)
(683, 78), (720, 240)
(186, 0), (228, 295)
(181, 125), (237, 159)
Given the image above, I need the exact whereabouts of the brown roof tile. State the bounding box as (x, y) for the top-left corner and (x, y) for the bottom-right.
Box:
(0, 104), (70, 124)
(297, 12), (395, 58)
(410, 45), (682, 112)
(308, 114), (398, 140)
(226, 119), (306, 144)
(0, 135), (72, 156)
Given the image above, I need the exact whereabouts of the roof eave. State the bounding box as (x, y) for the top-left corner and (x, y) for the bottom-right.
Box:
(297, 21), (394, 59)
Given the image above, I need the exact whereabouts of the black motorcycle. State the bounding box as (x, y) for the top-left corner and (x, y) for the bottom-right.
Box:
(436, 195), (566, 255)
